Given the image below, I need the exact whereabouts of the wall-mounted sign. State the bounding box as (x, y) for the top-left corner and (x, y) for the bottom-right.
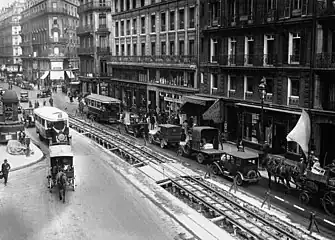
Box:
(51, 62), (63, 70)
(6, 65), (19, 72)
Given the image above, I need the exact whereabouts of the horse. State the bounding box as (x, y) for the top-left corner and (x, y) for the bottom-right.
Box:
(56, 171), (67, 203)
(261, 153), (296, 192)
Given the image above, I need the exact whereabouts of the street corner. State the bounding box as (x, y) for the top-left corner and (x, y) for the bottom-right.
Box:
(0, 141), (45, 172)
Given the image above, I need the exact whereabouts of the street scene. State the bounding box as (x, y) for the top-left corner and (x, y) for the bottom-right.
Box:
(1, 0), (335, 240)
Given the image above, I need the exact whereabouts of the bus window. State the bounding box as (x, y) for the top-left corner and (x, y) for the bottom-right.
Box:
(41, 119), (45, 127)
(97, 102), (101, 108)
(47, 120), (53, 128)
(53, 120), (66, 131)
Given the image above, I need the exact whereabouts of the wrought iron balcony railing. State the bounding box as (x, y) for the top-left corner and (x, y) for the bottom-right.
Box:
(78, 47), (95, 55)
(289, 96), (300, 106)
(77, 25), (94, 34)
(204, 54), (279, 67)
(108, 55), (197, 64)
(97, 47), (110, 55)
(290, 54), (300, 64)
(316, 53), (335, 68)
(79, 1), (112, 13)
(97, 24), (109, 32)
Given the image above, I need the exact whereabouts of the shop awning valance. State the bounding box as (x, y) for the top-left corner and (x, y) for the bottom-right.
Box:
(203, 99), (224, 123)
(183, 95), (215, 106)
(40, 71), (49, 80)
(50, 71), (64, 80)
(66, 71), (75, 79)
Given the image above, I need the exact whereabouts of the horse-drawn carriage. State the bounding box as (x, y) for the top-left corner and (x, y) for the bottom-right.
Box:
(47, 144), (75, 201)
(296, 165), (335, 217)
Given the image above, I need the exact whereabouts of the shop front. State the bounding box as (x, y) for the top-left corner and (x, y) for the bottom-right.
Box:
(237, 103), (302, 160)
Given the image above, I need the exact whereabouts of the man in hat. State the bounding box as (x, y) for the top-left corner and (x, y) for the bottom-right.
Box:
(1, 159), (11, 186)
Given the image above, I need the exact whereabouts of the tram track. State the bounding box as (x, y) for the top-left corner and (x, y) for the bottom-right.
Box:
(69, 115), (321, 240)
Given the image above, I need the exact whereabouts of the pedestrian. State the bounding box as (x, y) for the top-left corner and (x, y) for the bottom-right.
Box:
(1, 159), (11, 186)
(219, 131), (225, 150)
(150, 115), (155, 130)
(43, 100), (46, 106)
(49, 97), (53, 107)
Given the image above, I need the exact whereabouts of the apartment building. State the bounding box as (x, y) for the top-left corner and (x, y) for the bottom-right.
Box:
(199, 0), (335, 165)
(77, 0), (112, 96)
(0, 0), (25, 78)
(105, 0), (199, 114)
(20, 0), (79, 87)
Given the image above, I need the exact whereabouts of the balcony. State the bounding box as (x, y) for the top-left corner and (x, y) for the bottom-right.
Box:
(204, 54), (279, 67)
(161, 25), (166, 32)
(21, 7), (70, 23)
(108, 55), (197, 65)
(78, 1), (112, 14)
(289, 96), (300, 106)
(228, 89), (236, 98)
(78, 47), (95, 55)
(189, 19), (195, 28)
(97, 24), (110, 33)
(245, 91), (254, 100)
(265, 93), (273, 103)
(264, 54), (277, 65)
(97, 47), (110, 55)
(317, 0), (335, 16)
(77, 25), (94, 35)
(48, 37), (68, 44)
(211, 55), (219, 63)
(211, 88), (218, 95)
(265, 9), (277, 22)
(209, 17), (220, 27)
(316, 53), (335, 68)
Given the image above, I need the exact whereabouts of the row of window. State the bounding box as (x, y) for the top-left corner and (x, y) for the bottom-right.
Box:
(114, 0), (160, 13)
(115, 40), (195, 56)
(209, 32), (301, 65)
(23, 1), (78, 19)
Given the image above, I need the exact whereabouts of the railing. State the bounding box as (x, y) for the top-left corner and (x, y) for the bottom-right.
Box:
(245, 91), (253, 100)
(108, 55), (197, 64)
(289, 96), (300, 106)
(78, 47), (95, 55)
(317, 0), (335, 16)
(264, 54), (277, 65)
(265, 93), (273, 103)
(126, 30), (130, 35)
(161, 24), (166, 32)
(211, 88), (218, 95)
(228, 89), (236, 97)
(211, 55), (218, 63)
(322, 100), (335, 111)
(205, 54), (278, 67)
(48, 37), (68, 44)
(79, 1), (112, 13)
(189, 19), (195, 28)
(98, 24), (109, 32)
(316, 53), (335, 68)
(77, 25), (94, 34)
(97, 47), (110, 55)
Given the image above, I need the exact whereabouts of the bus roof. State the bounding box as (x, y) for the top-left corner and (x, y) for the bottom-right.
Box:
(49, 145), (73, 158)
(34, 106), (68, 122)
(85, 94), (120, 104)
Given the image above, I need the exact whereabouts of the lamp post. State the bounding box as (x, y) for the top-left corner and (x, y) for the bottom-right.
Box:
(258, 77), (267, 145)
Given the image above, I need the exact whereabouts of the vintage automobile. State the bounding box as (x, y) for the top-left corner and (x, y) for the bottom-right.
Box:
(20, 91), (29, 102)
(22, 108), (35, 127)
(179, 126), (224, 164)
(148, 124), (182, 148)
(37, 89), (51, 98)
(121, 111), (148, 137)
(210, 149), (261, 186)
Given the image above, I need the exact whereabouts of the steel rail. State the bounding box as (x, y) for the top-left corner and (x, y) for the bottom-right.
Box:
(69, 116), (318, 240)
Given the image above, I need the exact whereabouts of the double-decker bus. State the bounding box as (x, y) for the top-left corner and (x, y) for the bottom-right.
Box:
(84, 94), (121, 123)
(34, 106), (71, 145)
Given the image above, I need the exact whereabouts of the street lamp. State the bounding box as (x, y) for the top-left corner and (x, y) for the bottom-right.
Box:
(258, 77), (267, 145)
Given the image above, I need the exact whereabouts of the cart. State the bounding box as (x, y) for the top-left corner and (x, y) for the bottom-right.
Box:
(47, 144), (75, 192)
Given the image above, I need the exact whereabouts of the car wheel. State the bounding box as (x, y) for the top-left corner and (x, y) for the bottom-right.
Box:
(235, 174), (243, 186)
(160, 140), (165, 149)
(211, 164), (220, 175)
(196, 153), (205, 164)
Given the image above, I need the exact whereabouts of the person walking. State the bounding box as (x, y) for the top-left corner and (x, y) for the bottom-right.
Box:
(150, 115), (155, 130)
(1, 159), (11, 186)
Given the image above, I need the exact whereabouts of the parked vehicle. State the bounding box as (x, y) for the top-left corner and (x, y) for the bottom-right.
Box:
(22, 108), (35, 127)
(179, 126), (224, 164)
(20, 91), (29, 102)
(84, 94), (121, 123)
(121, 111), (148, 137)
(149, 124), (182, 148)
(210, 149), (261, 186)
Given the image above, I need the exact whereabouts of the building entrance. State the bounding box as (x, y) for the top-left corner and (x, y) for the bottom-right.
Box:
(272, 122), (286, 154)
(320, 123), (335, 166)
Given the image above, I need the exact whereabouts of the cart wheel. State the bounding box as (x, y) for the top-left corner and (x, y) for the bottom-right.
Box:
(322, 192), (335, 217)
(211, 164), (220, 175)
(299, 191), (310, 205)
(235, 174), (243, 186)
(160, 140), (165, 149)
(196, 153), (205, 164)
(148, 135), (153, 144)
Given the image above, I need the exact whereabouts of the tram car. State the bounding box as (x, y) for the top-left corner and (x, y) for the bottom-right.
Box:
(121, 111), (148, 137)
(0, 90), (24, 143)
(84, 94), (121, 123)
(34, 106), (71, 145)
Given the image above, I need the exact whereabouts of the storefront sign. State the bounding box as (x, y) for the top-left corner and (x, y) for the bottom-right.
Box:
(202, 99), (224, 123)
(6, 65), (19, 72)
(164, 97), (183, 104)
(51, 62), (63, 70)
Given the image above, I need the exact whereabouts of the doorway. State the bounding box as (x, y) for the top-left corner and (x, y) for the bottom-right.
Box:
(272, 122), (286, 154)
(320, 123), (335, 166)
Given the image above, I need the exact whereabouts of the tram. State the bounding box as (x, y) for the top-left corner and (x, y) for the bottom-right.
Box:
(0, 90), (24, 143)
(84, 94), (121, 123)
(34, 106), (71, 145)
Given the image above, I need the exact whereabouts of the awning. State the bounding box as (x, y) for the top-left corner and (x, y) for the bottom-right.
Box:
(183, 95), (215, 106)
(236, 103), (301, 115)
(50, 71), (64, 80)
(40, 71), (50, 80)
(203, 99), (224, 123)
(66, 71), (75, 79)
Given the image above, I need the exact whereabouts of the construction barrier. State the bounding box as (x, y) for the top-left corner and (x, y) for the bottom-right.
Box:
(261, 190), (335, 233)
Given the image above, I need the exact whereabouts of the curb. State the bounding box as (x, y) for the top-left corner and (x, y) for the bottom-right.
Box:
(10, 139), (46, 172)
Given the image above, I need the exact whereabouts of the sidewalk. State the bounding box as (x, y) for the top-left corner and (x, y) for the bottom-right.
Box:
(0, 141), (44, 172)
